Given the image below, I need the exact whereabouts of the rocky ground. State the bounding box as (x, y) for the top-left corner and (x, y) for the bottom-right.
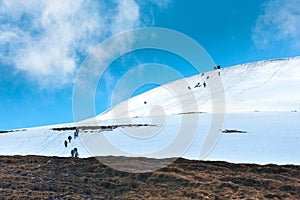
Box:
(0, 155), (299, 199)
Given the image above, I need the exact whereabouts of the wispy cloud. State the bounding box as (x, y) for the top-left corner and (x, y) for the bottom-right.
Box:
(0, 0), (169, 88)
(111, 0), (140, 34)
(252, 0), (300, 51)
(147, 0), (173, 9)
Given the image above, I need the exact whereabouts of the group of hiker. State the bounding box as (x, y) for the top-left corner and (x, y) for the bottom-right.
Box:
(64, 135), (72, 147)
(64, 128), (79, 158)
(71, 147), (79, 157)
(188, 65), (221, 90)
(192, 81), (206, 89)
(214, 65), (221, 76)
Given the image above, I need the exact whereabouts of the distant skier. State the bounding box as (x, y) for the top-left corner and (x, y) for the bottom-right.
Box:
(64, 140), (68, 148)
(203, 82), (206, 88)
(188, 86), (191, 90)
(206, 76), (209, 80)
(68, 135), (72, 143)
(71, 149), (74, 157)
(74, 148), (79, 157)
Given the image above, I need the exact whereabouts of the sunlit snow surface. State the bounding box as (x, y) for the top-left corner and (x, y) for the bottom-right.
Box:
(0, 57), (299, 164)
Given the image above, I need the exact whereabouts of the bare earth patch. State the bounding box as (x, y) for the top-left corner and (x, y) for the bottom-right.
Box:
(0, 129), (27, 134)
(0, 156), (299, 199)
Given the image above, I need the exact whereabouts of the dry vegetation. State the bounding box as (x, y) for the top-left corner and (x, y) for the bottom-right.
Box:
(0, 155), (299, 199)
(51, 124), (154, 132)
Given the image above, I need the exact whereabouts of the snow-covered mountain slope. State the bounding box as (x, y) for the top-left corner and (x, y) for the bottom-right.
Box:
(97, 56), (300, 123)
(222, 57), (300, 112)
(0, 57), (299, 165)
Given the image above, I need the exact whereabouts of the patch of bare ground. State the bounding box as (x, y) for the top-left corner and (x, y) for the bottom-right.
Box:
(0, 129), (27, 134)
(0, 156), (299, 199)
(51, 124), (154, 132)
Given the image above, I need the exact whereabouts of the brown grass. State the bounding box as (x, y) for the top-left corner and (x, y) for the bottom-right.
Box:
(0, 156), (299, 199)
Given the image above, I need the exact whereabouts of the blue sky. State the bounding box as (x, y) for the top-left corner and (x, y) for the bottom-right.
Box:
(1, 0), (300, 130)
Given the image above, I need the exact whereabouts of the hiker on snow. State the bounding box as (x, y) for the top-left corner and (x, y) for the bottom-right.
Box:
(74, 128), (79, 138)
(68, 135), (72, 143)
(203, 82), (206, 88)
(194, 83), (201, 88)
(217, 65), (221, 76)
(64, 140), (68, 148)
(71, 149), (74, 157)
(74, 148), (79, 157)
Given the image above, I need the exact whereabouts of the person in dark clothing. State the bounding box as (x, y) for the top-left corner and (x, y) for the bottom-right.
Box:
(194, 83), (201, 88)
(217, 65), (221, 76)
(64, 140), (68, 148)
(74, 128), (79, 138)
(73, 148), (79, 157)
(71, 149), (74, 157)
(203, 82), (206, 88)
(68, 135), (72, 143)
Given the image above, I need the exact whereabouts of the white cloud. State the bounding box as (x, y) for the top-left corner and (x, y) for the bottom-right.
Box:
(0, 0), (166, 88)
(111, 0), (140, 34)
(148, 0), (173, 9)
(252, 0), (300, 50)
